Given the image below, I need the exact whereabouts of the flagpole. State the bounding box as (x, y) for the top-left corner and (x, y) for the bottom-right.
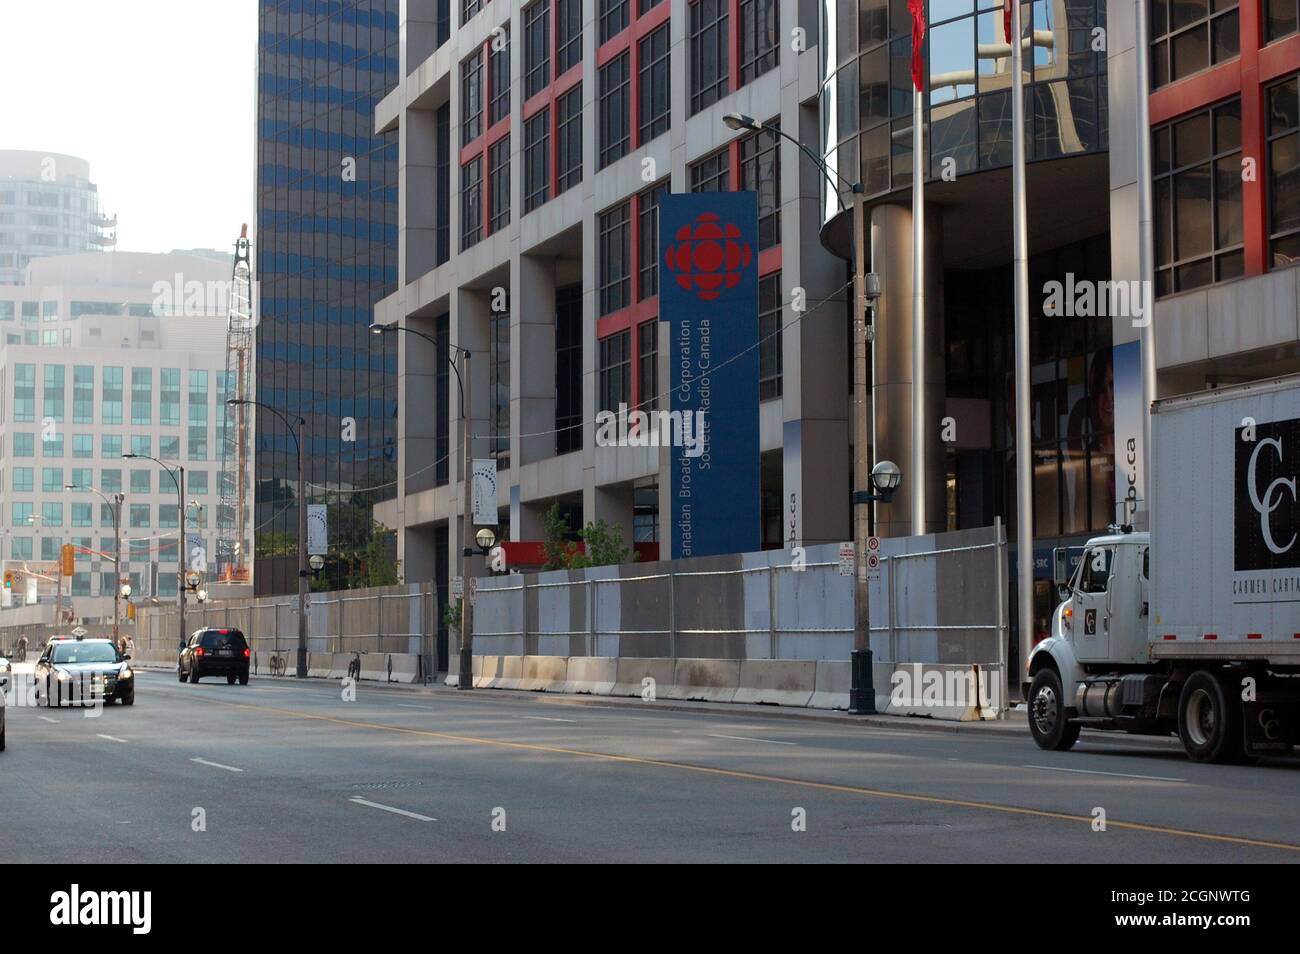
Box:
(910, 3), (926, 536)
(1010, 0), (1035, 685)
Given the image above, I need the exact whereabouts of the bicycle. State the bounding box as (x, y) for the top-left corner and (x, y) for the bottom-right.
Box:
(347, 653), (361, 681)
(269, 652), (288, 677)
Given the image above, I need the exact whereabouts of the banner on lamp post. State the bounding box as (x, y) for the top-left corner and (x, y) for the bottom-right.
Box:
(306, 504), (328, 555)
(472, 459), (498, 526)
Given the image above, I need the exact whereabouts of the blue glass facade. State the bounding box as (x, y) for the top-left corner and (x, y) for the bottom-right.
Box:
(255, 0), (400, 593)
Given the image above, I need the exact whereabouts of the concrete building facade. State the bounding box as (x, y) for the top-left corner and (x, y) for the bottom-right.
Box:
(0, 150), (116, 286)
(0, 252), (232, 620)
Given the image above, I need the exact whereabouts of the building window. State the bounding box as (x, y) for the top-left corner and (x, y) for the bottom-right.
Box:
(14, 432), (33, 457)
(1153, 97), (1243, 296)
(13, 363), (34, 422)
(558, 0), (583, 73)
(557, 86), (583, 192)
(1150, 1), (1240, 89)
(490, 29), (511, 125)
(437, 104), (451, 265)
(1268, 74), (1300, 266)
(44, 364), (65, 422)
(489, 136), (511, 233)
(599, 330), (631, 413)
(638, 319), (658, 411)
(160, 367), (180, 426)
(462, 156), (483, 249)
(600, 0), (630, 43)
(555, 285), (583, 454)
(101, 435), (121, 459)
(462, 0), (483, 26)
(462, 50), (484, 146)
(599, 52), (631, 168)
(131, 367), (152, 425)
(72, 366), (94, 424)
(489, 302), (510, 472)
(739, 0), (779, 85)
(73, 434), (92, 458)
(1267, 1), (1300, 42)
(689, 148), (729, 192)
(100, 468), (121, 494)
(130, 469), (151, 495)
(72, 503), (93, 528)
(638, 180), (667, 299)
(524, 109), (551, 212)
(599, 202), (632, 315)
(188, 371), (208, 461)
(41, 502), (63, 527)
(689, 0), (729, 114)
(639, 24), (671, 143)
(102, 366), (122, 425)
(759, 272), (783, 401)
(13, 468), (32, 492)
(130, 504), (149, 529)
(524, 1), (550, 99)
(741, 120), (781, 250)
(42, 467), (63, 493)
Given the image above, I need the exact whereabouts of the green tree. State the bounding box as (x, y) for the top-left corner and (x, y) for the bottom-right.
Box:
(541, 503), (635, 570)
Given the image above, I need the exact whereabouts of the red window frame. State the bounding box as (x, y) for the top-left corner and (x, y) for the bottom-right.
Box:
(597, 131), (783, 412)
(461, 32), (511, 242)
(1150, 6), (1300, 278)
(522, 1), (587, 205)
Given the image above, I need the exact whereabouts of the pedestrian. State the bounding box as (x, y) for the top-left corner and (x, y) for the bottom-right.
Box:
(15, 633), (27, 662)
(123, 634), (135, 656)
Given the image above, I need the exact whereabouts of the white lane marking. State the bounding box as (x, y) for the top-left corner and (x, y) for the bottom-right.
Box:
(39, 715), (60, 723)
(523, 715), (578, 723)
(707, 733), (797, 746)
(347, 796), (436, 822)
(190, 757), (244, 773)
(96, 733), (129, 743)
(397, 704), (437, 711)
(1023, 764), (1185, 783)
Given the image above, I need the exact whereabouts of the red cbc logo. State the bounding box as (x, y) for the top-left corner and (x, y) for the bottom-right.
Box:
(663, 213), (753, 301)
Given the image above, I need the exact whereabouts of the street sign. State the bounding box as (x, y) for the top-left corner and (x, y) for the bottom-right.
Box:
(867, 535), (880, 552)
(451, 576), (464, 599)
(838, 542), (855, 577)
(867, 551), (881, 581)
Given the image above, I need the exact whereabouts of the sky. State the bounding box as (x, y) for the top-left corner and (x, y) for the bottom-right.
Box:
(0, 0), (257, 255)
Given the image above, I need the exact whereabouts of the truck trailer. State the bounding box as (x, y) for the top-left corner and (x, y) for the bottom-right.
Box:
(1027, 373), (1300, 762)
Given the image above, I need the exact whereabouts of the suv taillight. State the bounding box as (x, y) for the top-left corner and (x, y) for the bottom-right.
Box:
(243, 648), (250, 657)
(195, 647), (204, 656)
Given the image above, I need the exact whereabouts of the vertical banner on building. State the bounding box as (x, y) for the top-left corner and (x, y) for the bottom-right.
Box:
(1113, 339), (1145, 525)
(659, 192), (761, 559)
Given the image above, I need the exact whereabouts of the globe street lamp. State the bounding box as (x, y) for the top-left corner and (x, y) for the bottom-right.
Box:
(723, 111), (879, 715)
(370, 320), (474, 689)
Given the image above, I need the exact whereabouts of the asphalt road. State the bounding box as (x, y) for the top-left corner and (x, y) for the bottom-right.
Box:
(3, 665), (1299, 863)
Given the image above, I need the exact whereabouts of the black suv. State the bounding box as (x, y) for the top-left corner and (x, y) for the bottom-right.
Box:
(179, 628), (250, 684)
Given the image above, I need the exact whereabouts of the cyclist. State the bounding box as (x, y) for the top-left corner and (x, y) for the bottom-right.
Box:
(14, 634), (27, 663)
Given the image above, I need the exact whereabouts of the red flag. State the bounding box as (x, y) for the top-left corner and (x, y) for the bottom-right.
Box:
(1005, 0), (1014, 46)
(908, 0), (926, 92)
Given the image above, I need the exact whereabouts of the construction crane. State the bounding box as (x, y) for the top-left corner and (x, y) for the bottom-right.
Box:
(217, 225), (253, 584)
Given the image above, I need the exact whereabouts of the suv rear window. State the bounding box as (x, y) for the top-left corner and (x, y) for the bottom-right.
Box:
(200, 629), (247, 650)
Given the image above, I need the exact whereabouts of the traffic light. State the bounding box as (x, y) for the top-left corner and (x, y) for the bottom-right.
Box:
(3, 570), (11, 590)
(61, 543), (75, 577)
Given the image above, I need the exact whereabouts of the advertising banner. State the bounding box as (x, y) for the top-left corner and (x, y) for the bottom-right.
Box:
(1112, 339), (1145, 525)
(659, 192), (761, 558)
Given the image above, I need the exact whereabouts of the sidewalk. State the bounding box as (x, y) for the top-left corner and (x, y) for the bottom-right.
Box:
(131, 659), (1186, 749)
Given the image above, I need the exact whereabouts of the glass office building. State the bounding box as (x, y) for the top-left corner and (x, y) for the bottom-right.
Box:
(255, 0), (400, 594)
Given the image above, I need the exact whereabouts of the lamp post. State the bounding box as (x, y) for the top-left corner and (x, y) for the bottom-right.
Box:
(723, 112), (881, 714)
(370, 321), (471, 688)
(226, 399), (308, 678)
(124, 454), (184, 652)
(66, 484), (123, 642)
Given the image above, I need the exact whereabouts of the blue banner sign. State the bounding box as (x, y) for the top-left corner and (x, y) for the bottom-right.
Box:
(659, 192), (761, 559)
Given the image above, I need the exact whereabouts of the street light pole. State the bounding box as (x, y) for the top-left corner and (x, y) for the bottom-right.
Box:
(369, 321), (471, 686)
(67, 485), (123, 642)
(722, 113), (876, 713)
(225, 399), (308, 677)
(124, 454), (184, 651)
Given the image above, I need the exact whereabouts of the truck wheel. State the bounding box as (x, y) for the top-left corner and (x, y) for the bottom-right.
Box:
(1177, 670), (1244, 763)
(1028, 668), (1080, 751)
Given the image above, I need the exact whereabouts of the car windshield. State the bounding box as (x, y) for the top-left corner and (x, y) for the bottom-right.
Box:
(51, 643), (118, 664)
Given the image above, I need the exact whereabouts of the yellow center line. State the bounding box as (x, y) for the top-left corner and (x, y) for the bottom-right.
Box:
(172, 691), (1300, 853)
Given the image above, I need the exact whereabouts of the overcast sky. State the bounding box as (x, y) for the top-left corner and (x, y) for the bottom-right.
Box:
(0, 0), (257, 254)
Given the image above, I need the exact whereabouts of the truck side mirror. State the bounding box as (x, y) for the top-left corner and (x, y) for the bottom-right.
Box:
(1057, 583), (1070, 602)
(1052, 547), (1068, 587)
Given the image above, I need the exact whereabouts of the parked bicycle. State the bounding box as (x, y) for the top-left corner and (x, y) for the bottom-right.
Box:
(269, 652), (288, 677)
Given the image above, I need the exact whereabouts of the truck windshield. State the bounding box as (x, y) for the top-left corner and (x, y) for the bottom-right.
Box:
(1078, 548), (1113, 593)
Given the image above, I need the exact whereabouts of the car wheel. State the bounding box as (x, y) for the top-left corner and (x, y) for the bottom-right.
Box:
(1028, 668), (1081, 751)
(238, 672), (249, 685)
(189, 667), (200, 684)
(119, 690), (134, 706)
(178, 665), (186, 683)
(227, 674), (236, 685)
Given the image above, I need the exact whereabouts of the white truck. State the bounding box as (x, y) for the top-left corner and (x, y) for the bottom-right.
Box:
(1028, 374), (1300, 762)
